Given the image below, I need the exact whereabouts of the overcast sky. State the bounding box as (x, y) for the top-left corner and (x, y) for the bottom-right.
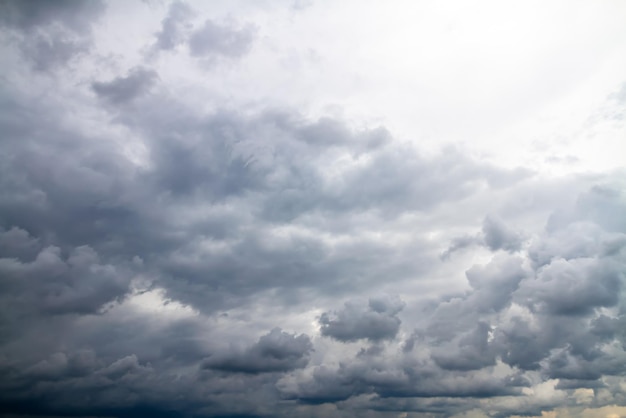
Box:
(0, 1), (625, 417)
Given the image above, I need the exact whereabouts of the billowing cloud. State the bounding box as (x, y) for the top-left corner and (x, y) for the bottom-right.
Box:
(482, 215), (525, 252)
(319, 296), (405, 342)
(202, 328), (313, 373)
(1, 1), (625, 417)
(442, 215), (525, 258)
(0, 243), (131, 316)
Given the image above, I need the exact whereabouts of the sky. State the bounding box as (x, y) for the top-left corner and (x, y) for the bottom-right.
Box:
(0, 1), (625, 417)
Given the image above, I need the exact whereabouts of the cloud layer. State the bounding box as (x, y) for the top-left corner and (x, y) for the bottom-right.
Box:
(1, 1), (625, 417)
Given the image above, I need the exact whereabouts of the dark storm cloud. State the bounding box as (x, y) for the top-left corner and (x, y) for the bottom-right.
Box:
(431, 322), (496, 371)
(319, 297), (405, 342)
(277, 355), (521, 404)
(0, 226), (39, 260)
(24, 350), (100, 381)
(549, 348), (626, 384)
(2, 68), (625, 416)
(3, 78), (444, 317)
(0, 351), (196, 418)
(2, 13), (626, 415)
(71, 87), (530, 315)
(0, 243), (131, 316)
(0, 65), (492, 416)
(0, 91), (141, 256)
(202, 328), (313, 374)
(92, 68), (159, 105)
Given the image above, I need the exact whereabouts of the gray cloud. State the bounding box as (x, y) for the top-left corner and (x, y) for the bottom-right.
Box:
(482, 215), (524, 252)
(0, 226), (40, 260)
(277, 356), (522, 404)
(517, 257), (621, 316)
(0, 241), (131, 317)
(188, 19), (256, 59)
(92, 68), (158, 104)
(0, 0), (105, 71)
(153, 1), (194, 51)
(21, 32), (91, 72)
(431, 322), (497, 371)
(0, 0), (104, 32)
(442, 215), (525, 258)
(202, 328), (313, 374)
(409, 185), (626, 400)
(2, 6), (626, 415)
(319, 296), (405, 342)
(149, 2), (255, 64)
(465, 254), (528, 312)
(2, 69), (625, 415)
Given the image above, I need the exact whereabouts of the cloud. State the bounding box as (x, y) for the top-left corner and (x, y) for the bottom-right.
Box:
(464, 254), (528, 313)
(482, 215), (525, 252)
(20, 33), (91, 72)
(202, 328), (313, 374)
(188, 19), (256, 59)
(0, 0), (105, 71)
(1, 2), (626, 417)
(0, 0), (104, 32)
(440, 233), (481, 259)
(0, 226), (40, 259)
(518, 257), (622, 316)
(442, 215), (525, 258)
(153, 1), (194, 52)
(277, 356), (521, 404)
(148, 2), (255, 64)
(431, 322), (497, 371)
(0, 242), (131, 317)
(92, 67), (158, 104)
(2, 67), (625, 414)
(2, 62), (625, 415)
(319, 296), (405, 342)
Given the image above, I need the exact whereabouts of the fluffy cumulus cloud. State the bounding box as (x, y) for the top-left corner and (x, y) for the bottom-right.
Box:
(1, 1), (625, 417)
